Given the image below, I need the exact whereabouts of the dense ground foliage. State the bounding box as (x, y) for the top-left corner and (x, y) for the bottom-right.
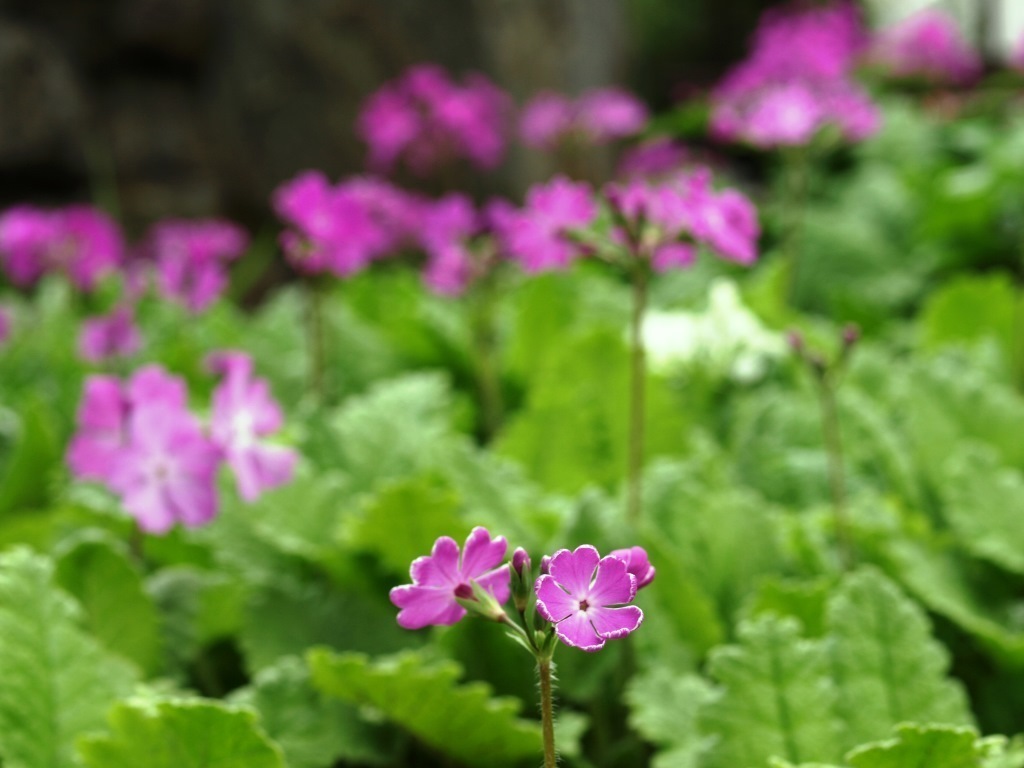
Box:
(4, 4), (1024, 767)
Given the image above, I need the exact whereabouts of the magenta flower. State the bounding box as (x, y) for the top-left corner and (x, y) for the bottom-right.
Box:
(78, 306), (141, 363)
(149, 219), (248, 313)
(0, 205), (122, 290)
(520, 88), (647, 149)
(535, 545), (643, 652)
(67, 375), (130, 485)
(494, 177), (597, 273)
(609, 546), (656, 589)
(358, 64), (511, 176)
(209, 351), (297, 502)
(390, 527), (510, 630)
(617, 138), (689, 181)
(417, 194), (478, 296)
(869, 9), (982, 86)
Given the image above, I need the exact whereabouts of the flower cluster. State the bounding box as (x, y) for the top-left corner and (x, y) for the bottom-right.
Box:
(617, 138), (690, 181)
(0, 204), (123, 291)
(390, 528), (653, 652)
(520, 88), (648, 150)
(710, 1), (879, 147)
(417, 194), (480, 297)
(868, 9), (982, 86)
(146, 219), (249, 313)
(78, 306), (141, 364)
(67, 354), (296, 533)
(358, 64), (511, 176)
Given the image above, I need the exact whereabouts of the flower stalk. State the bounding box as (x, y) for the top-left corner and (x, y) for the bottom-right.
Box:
(538, 659), (558, 768)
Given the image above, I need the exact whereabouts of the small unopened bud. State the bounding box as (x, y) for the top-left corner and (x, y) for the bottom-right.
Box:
(454, 583), (474, 600)
(509, 547), (533, 613)
(787, 330), (805, 354)
(841, 324), (860, 348)
(453, 580), (508, 623)
(540, 555), (552, 575)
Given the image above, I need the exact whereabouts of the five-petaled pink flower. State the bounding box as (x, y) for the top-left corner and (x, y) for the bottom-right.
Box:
(390, 527), (510, 630)
(535, 544), (644, 652)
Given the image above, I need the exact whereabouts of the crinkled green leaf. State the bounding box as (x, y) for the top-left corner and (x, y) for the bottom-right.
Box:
(343, 475), (467, 575)
(0, 547), (137, 768)
(626, 670), (715, 768)
(742, 577), (831, 638)
(230, 656), (393, 768)
(702, 616), (841, 768)
(941, 446), (1024, 574)
(846, 723), (979, 768)
(0, 398), (61, 514)
(55, 531), (162, 676)
(827, 568), (973, 751)
(77, 698), (284, 768)
(919, 274), (1016, 371)
(308, 648), (542, 766)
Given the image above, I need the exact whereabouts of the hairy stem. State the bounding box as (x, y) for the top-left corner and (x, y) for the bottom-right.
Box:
(538, 659), (557, 768)
(627, 266), (649, 526)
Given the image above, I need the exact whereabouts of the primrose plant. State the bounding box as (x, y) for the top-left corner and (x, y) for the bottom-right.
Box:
(391, 527), (654, 768)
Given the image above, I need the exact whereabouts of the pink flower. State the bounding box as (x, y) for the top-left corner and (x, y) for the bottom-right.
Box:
(0, 205), (123, 290)
(78, 306), (141, 363)
(358, 64), (511, 176)
(535, 545), (643, 652)
(273, 171), (408, 277)
(689, 187), (760, 265)
(870, 9), (982, 85)
(495, 177), (597, 273)
(390, 527), (510, 630)
(520, 88), (647, 149)
(609, 546), (656, 589)
(417, 194), (478, 296)
(209, 351), (297, 502)
(149, 219), (248, 313)
(68, 365), (221, 533)
(617, 138), (689, 181)
(1011, 32), (1024, 73)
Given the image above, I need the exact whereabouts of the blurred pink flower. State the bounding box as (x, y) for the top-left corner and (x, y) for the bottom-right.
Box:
(67, 375), (130, 485)
(417, 194), (478, 296)
(358, 64), (511, 176)
(78, 306), (141, 363)
(1011, 32), (1024, 72)
(149, 219), (248, 313)
(209, 350), (297, 502)
(870, 9), (982, 85)
(0, 205), (123, 290)
(617, 138), (689, 181)
(493, 176), (597, 273)
(520, 87), (648, 149)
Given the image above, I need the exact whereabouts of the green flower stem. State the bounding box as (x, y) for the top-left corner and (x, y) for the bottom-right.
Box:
(305, 278), (327, 403)
(538, 659), (557, 768)
(627, 264), (650, 526)
(814, 370), (853, 569)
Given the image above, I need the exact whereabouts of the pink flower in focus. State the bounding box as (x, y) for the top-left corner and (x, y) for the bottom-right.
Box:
(609, 546), (656, 589)
(390, 527), (510, 629)
(535, 545), (643, 652)
(78, 306), (141, 363)
(209, 350), (297, 502)
(494, 177), (597, 273)
(870, 9), (982, 85)
(149, 219), (248, 313)
(358, 64), (511, 176)
(520, 88), (647, 149)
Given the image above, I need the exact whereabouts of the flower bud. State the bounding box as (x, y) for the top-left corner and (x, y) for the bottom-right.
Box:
(509, 547), (533, 613)
(512, 547), (530, 578)
(540, 555), (552, 575)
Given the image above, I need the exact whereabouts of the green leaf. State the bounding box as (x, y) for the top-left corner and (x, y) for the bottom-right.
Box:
(55, 531), (163, 676)
(230, 656), (394, 768)
(308, 648), (543, 766)
(940, 446), (1024, 574)
(846, 724), (979, 768)
(0, 547), (137, 768)
(0, 398), (61, 514)
(343, 475), (467, 575)
(741, 577), (831, 638)
(76, 698), (285, 768)
(702, 616), (841, 768)
(626, 670), (715, 767)
(919, 274), (1016, 369)
(827, 568), (973, 751)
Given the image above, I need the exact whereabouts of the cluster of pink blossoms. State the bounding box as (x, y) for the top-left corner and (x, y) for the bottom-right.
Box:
(78, 306), (141, 363)
(0, 204), (123, 291)
(357, 64), (511, 176)
(868, 9), (982, 86)
(391, 528), (653, 652)
(711, 1), (879, 147)
(492, 169), (758, 274)
(520, 88), (649, 150)
(67, 354), (296, 534)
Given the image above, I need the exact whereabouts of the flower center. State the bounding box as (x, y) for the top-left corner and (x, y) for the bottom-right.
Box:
(577, 599), (590, 612)
(453, 583), (474, 600)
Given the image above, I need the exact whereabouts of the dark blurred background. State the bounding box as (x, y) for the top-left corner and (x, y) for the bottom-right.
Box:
(0, 0), (780, 232)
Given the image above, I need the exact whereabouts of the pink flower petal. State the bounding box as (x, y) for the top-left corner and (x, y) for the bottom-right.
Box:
(535, 574), (579, 623)
(589, 604), (643, 640)
(547, 545), (600, 597)
(587, 556), (637, 608)
(410, 536), (461, 586)
(390, 584), (464, 629)
(552, 610), (605, 652)
(459, 527), (507, 579)
(474, 564), (512, 605)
